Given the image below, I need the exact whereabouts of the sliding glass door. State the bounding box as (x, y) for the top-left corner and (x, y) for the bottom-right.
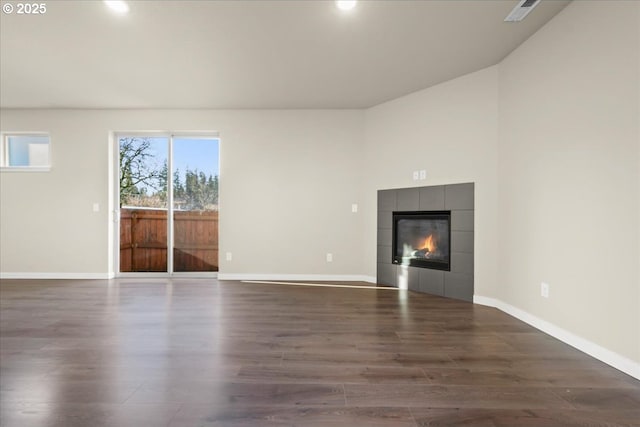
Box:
(117, 134), (219, 274)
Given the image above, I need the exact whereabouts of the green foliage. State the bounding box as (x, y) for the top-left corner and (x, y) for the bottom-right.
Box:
(176, 169), (218, 210)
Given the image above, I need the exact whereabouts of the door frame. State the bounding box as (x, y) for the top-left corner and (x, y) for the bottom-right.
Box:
(112, 131), (220, 278)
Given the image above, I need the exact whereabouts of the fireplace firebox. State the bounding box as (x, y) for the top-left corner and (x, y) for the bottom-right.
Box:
(392, 211), (451, 271)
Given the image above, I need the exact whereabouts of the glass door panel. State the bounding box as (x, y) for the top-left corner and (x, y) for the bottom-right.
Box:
(118, 136), (169, 272)
(171, 137), (219, 272)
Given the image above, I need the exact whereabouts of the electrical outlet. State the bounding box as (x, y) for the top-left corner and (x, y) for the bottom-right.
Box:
(326, 253), (333, 262)
(226, 252), (233, 261)
(351, 203), (358, 213)
(419, 170), (426, 180)
(541, 282), (549, 298)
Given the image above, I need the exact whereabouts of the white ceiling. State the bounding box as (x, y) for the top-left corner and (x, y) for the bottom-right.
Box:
(0, 0), (570, 109)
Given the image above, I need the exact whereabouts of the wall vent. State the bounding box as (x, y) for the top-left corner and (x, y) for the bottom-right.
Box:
(504, 0), (541, 22)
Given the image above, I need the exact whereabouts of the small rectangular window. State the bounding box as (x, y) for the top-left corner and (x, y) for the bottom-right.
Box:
(1, 134), (51, 170)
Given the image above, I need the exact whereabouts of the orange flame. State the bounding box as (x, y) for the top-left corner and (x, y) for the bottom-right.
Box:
(419, 234), (437, 252)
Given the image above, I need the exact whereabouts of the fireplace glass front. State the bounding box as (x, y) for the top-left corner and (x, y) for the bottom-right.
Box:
(392, 211), (451, 271)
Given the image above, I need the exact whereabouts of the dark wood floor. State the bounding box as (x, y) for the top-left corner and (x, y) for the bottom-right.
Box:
(0, 279), (638, 427)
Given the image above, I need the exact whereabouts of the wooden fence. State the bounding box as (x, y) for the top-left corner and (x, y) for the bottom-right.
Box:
(120, 208), (219, 272)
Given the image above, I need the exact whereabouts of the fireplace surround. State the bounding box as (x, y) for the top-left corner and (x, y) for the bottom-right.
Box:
(377, 183), (474, 302)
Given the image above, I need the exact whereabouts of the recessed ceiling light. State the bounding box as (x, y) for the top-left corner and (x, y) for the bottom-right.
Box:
(104, 0), (129, 14)
(336, 0), (357, 12)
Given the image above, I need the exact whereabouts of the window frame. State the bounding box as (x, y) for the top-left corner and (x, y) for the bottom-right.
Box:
(0, 132), (52, 172)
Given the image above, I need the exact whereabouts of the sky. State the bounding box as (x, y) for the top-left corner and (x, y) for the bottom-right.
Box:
(172, 137), (220, 178)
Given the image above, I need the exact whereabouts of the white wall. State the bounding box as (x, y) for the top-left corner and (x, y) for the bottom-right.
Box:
(363, 66), (500, 298)
(498, 1), (639, 363)
(0, 109), (365, 278)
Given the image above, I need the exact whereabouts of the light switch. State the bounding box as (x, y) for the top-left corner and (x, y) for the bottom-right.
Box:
(92, 203), (100, 212)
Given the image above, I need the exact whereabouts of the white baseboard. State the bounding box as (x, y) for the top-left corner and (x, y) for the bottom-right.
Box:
(218, 273), (376, 283)
(0, 272), (115, 280)
(1, 272), (375, 283)
(474, 295), (640, 380)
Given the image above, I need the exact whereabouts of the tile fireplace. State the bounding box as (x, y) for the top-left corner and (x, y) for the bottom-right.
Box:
(377, 183), (474, 302)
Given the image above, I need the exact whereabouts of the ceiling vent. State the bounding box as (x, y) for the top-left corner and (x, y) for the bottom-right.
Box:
(504, 0), (541, 22)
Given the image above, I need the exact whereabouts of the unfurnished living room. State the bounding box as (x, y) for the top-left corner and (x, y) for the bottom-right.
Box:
(0, 0), (639, 426)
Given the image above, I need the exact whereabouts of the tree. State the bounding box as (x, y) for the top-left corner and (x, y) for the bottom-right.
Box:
(182, 168), (218, 210)
(157, 159), (168, 203)
(119, 137), (163, 206)
(173, 169), (185, 202)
